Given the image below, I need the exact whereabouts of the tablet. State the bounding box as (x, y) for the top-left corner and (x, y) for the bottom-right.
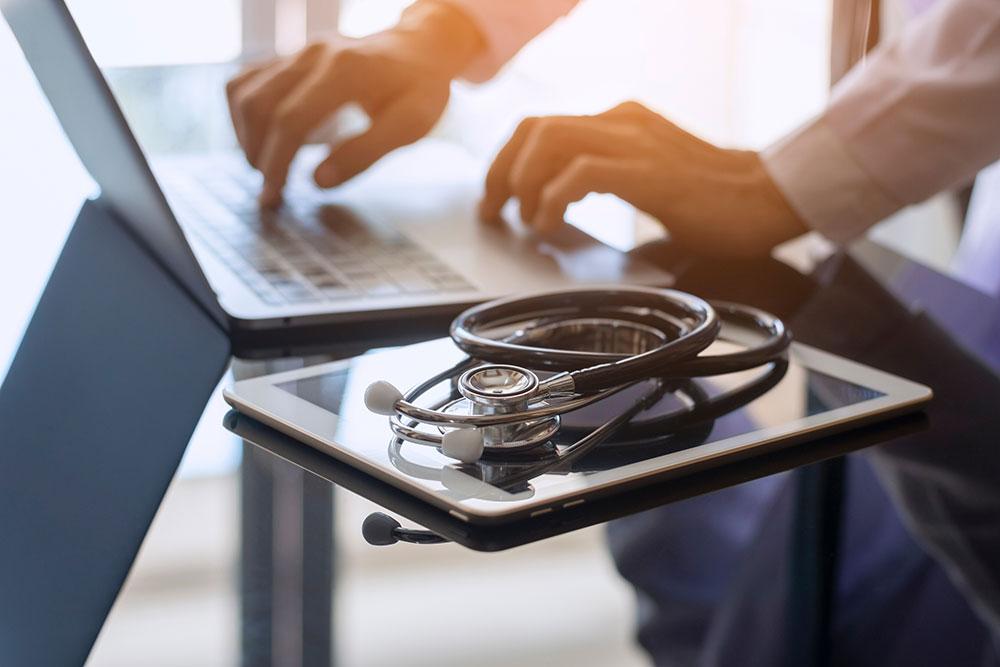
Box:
(224, 337), (931, 524)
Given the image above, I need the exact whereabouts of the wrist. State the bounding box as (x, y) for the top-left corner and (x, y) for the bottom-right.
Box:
(748, 152), (809, 244)
(395, 1), (485, 79)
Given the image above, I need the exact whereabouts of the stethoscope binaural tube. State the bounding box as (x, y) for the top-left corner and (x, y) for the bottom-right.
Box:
(451, 288), (790, 387)
(451, 287), (721, 392)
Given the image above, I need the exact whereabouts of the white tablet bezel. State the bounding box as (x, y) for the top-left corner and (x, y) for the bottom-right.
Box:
(224, 342), (930, 523)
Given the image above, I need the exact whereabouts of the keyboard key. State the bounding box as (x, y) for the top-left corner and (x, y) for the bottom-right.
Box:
(365, 283), (403, 296)
(385, 270), (436, 293)
(321, 286), (357, 300)
(257, 269), (290, 282)
(308, 274), (346, 288)
(255, 291), (285, 305)
(276, 284), (319, 302)
(436, 277), (475, 292)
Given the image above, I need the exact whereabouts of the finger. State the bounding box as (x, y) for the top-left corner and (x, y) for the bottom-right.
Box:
(600, 100), (660, 123)
(226, 60), (278, 153)
(225, 59), (274, 103)
(233, 44), (326, 167)
(535, 155), (643, 232)
(478, 117), (539, 222)
(602, 100), (719, 159)
(313, 88), (445, 187)
(256, 56), (360, 206)
(226, 58), (278, 104)
(509, 117), (638, 223)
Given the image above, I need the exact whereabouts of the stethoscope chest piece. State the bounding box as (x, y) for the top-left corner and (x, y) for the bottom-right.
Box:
(448, 364), (560, 454)
(458, 364), (539, 409)
(432, 402), (559, 455)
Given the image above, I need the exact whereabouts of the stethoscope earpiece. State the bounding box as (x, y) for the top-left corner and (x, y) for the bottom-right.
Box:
(440, 428), (485, 463)
(362, 512), (449, 546)
(364, 380), (404, 416)
(361, 511), (402, 545)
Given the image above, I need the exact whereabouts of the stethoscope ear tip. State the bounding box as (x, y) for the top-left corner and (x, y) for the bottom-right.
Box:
(441, 428), (485, 463)
(364, 380), (403, 416)
(362, 512), (402, 545)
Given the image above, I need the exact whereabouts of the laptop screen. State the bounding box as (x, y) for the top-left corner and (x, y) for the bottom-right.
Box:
(0, 0), (227, 329)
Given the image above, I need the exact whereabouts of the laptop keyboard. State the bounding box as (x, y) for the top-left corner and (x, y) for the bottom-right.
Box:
(157, 160), (475, 305)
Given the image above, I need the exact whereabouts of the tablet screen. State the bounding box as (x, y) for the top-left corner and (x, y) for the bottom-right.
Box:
(264, 337), (891, 513)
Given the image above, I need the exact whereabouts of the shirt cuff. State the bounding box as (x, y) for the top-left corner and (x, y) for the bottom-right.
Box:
(760, 116), (903, 245)
(436, 0), (577, 82)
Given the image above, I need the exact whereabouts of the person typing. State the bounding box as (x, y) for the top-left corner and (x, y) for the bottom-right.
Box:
(226, 0), (1000, 662)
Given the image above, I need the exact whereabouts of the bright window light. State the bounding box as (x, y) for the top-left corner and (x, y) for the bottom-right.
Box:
(65, 0), (242, 66)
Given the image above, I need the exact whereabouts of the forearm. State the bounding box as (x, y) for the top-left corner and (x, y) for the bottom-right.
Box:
(762, 0), (1000, 244)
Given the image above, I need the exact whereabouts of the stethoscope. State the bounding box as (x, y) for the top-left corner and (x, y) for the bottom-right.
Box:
(364, 357), (790, 546)
(384, 360), (789, 491)
(364, 286), (790, 463)
(360, 286), (791, 545)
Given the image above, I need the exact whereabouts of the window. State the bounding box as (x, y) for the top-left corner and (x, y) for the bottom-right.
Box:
(65, 0), (242, 66)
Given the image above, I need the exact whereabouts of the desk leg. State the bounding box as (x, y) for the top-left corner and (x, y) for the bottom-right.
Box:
(785, 457), (846, 667)
(241, 442), (334, 666)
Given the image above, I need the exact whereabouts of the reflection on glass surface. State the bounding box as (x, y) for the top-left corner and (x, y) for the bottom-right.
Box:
(275, 338), (885, 503)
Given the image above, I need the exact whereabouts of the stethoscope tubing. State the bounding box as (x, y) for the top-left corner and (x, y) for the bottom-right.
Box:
(450, 288), (789, 392)
(392, 378), (628, 430)
(388, 360), (635, 442)
(491, 378), (670, 490)
(451, 287), (723, 392)
(387, 357), (789, 489)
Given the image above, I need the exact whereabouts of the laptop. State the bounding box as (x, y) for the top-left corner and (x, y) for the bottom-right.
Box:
(2, 0), (670, 347)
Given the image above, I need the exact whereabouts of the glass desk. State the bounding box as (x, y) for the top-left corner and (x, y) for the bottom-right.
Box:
(78, 240), (1000, 665)
(3, 57), (995, 667)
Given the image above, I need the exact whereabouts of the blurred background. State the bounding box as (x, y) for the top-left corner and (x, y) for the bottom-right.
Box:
(0, 1), (963, 664)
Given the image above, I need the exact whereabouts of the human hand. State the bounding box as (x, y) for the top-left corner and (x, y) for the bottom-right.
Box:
(226, 2), (482, 207)
(479, 102), (807, 258)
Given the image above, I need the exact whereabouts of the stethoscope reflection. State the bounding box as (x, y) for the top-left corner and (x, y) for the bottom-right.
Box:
(386, 358), (789, 499)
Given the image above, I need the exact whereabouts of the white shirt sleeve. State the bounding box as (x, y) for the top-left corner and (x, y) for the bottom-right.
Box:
(435, 0), (579, 82)
(762, 0), (1000, 245)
